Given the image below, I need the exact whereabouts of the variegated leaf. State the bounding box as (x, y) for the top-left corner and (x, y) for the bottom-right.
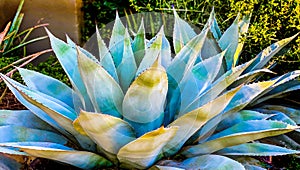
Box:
(218, 14), (239, 70)
(117, 127), (178, 169)
(123, 60), (168, 136)
(116, 28), (137, 92)
(182, 120), (298, 157)
(77, 49), (124, 118)
(0, 110), (55, 132)
(18, 68), (76, 109)
(132, 19), (146, 67)
(217, 143), (300, 156)
(96, 26), (119, 83)
(75, 110), (136, 161)
(46, 28), (94, 111)
(173, 9), (197, 54)
(109, 12), (126, 68)
(0, 142), (112, 169)
(244, 33), (299, 73)
(0, 125), (67, 144)
(163, 86), (240, 157)
(158, 155), (245, 170)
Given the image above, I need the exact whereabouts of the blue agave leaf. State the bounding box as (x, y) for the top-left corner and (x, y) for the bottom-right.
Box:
(0, 142), (112, 169)
(164, 29), (208, 124)
(256, 109), (297, 126)
(109, 12), (126, 68)
(136, 27), (164, 76)
(173, 9), (197, 54)
(215, 110), (271, 132)
(0, 153), (22, 170)
(203, 7), (222, 40)
(117, 127), (178, 169)
(158, 155), (245, 170)
(233, 14), (251, 66)
(75, 110), (136, 162)
(217, 143), (300, 156)
(161, 30), (172, 68)
(132, 19), (146, 67)
(230, 69), (275, 88)
(1, 74), (95, 151)
(209, 120), (296, 141)
(183, 59), (254, 114)
(244, 164), (266, 170)
(259, 105), (300, 124)
(218, 14), (239, 70)
(250, 71), (300, 105)
(77, 49), (124, 118)
(1, 74), (76, 121)
(153, 165), (184, 170)
(177, 51), (225, 116)
(0, 110), (55, 132)
(96, 26), (119, 83)
(117, 28), (137, 92)
(182, 120), (297, 157)
(18, 68), (76, 109)
(66, 35), (99, 63)
(46, 28), (94, 112)
(0, 146), (27, 155)
(0, 125), (67, 144)
(163, 86), (241, 157)
(0, 74), (71, 137)
(244, 33), (299, 73)
(123, 60), (168, 136)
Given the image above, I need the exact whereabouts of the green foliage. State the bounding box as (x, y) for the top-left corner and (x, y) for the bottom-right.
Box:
(129, 0), (300, 74)
(81, 0), (131, 42)
(0, 10), (300, 169)
(0, 0), (49, 87)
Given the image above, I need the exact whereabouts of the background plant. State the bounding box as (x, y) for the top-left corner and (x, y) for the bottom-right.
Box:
(82, 0), (300, 74)
(128, 0), (300, 74)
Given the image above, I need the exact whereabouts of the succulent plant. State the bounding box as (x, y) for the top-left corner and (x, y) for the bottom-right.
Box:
(0, 9), (299, 169)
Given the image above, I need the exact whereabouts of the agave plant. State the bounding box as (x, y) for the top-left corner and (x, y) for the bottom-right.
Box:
(0, 9), (299, 169)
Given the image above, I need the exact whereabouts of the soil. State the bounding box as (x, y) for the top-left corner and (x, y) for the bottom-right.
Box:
(0, 88), (26, 110)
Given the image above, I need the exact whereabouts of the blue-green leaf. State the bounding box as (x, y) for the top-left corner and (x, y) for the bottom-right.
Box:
(178, 51), (225, 116)
(75, 110), (135, 161)
(259, 105), (300, 124)
(182, 120), (298, 157)
(118, 127), (178, 169)
(165, 29), (208, 124)
(0, 142), (112, 169)
(203, 7), (222, 40)
(46, 28), (94, 111)
(136, 27), (163, 76)
(158, 155), (245, 170)
(0, 110), (55, 132)
(0, 125), (67, 144)
(163, 86), (240, 157)
(109, 12), (126, 68)
(183, 59), (254, 113)
(215, 110), (271, 132)
(217, 143), (300, 156)
(96, 26), (119, 83)
(218, 14), (239, 70)
(173, 9), (197, 54)
(18, 68), (75, 109)
(244, 33), (299, 73)
(123, 60), (168, 136)
(77, 49), (124, 118)
(117, 28), (137, 92)
(132, 19), (146, 67)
